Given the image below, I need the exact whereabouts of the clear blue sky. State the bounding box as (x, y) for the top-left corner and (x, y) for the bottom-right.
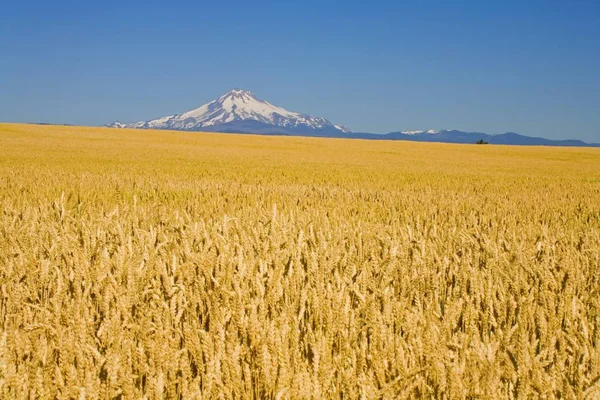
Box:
(1, 0), (599, 141)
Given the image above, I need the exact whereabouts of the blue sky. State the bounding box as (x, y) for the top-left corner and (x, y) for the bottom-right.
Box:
(1, 0), (599, 141)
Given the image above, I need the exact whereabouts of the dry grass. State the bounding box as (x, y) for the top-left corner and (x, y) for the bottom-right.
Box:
(1, 123), (599, 398)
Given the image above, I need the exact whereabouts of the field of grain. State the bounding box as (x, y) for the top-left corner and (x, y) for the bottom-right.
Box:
(1, 123), (599, 398)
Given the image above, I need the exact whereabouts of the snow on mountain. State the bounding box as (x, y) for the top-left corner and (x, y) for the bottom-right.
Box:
(104, 121), (128, 128)
(334, 124), (353, 133)
(401, 129), (441, 135)
(103, 121), (146, 128)
(105, 89), (352, 134)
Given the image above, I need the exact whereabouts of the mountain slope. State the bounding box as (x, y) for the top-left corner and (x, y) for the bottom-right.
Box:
(381, 130), (599, 147)
(105, 89), (352, 135)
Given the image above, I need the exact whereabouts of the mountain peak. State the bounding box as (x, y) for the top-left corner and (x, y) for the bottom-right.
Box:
(107, 90), (351, 135)
(228, 88), (253, 95)
(218, 89), (257, 101)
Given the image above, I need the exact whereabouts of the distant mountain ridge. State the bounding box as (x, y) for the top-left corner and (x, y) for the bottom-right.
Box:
(105, 90), (599, 147)
(377, 130), (599, 147)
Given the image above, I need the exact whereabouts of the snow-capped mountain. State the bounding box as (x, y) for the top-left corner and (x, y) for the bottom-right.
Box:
(400, 129), (440, 135)
(105, 89), (352, 135)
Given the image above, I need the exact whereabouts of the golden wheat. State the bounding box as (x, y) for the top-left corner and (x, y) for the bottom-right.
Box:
(0, 123), (599, 398)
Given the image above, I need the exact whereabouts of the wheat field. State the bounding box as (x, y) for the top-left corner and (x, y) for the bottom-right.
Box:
(1, 123), (599, 398)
